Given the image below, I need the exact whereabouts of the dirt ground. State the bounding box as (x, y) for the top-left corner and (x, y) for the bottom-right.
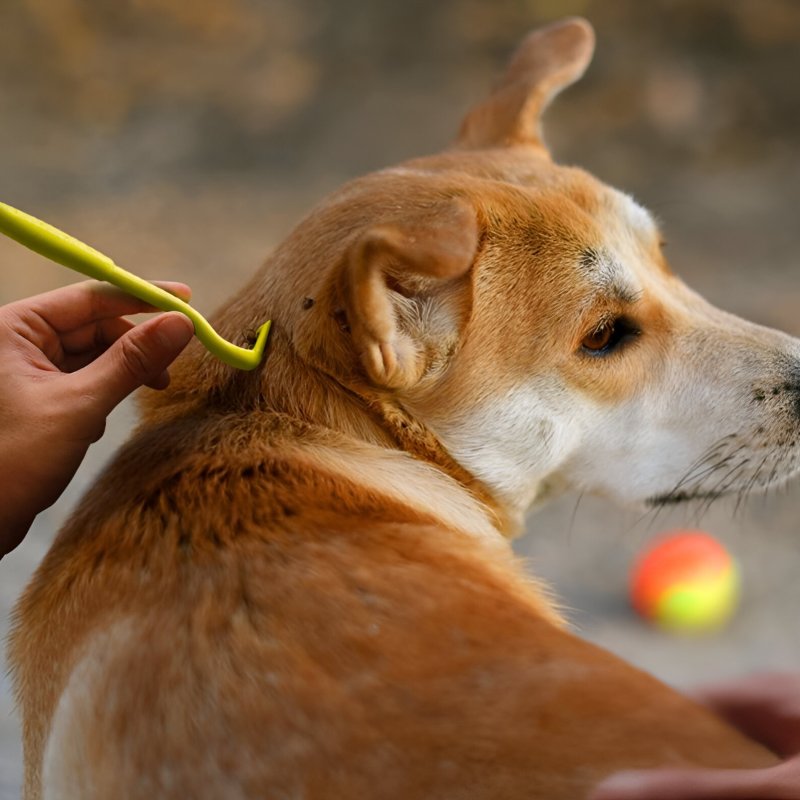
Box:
(1, 1), (800, 795)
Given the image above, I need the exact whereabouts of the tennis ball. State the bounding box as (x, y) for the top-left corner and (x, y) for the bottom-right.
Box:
(629, 530), (740, 632)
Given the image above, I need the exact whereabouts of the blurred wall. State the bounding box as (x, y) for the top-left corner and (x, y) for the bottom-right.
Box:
(2, 0), (799, 320)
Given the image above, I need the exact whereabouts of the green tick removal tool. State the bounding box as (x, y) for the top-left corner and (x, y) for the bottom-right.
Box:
(0, 201), (270, 370)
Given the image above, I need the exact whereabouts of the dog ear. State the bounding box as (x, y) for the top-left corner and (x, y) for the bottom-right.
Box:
(345, 198), (478, 391)
(456, 17), (595, 151)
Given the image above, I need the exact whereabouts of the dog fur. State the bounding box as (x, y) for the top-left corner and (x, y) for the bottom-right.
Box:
(10, 17), (798, 799)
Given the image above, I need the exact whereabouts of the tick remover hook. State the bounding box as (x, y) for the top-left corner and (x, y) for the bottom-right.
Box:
(0, 202), (270, 370)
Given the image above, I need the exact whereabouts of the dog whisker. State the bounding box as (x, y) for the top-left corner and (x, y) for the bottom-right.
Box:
(566, 491), (585, 546)
(658, 436), (743, 502)
(694, 459), (750, 520)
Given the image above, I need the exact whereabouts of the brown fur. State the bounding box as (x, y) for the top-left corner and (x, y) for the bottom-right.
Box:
(9, 18), (779, 799)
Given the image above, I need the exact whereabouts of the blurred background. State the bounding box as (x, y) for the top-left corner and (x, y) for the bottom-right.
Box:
(1, 0), (799, 794)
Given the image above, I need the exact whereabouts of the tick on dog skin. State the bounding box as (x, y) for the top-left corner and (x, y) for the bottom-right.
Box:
(333, 307), (351, 333)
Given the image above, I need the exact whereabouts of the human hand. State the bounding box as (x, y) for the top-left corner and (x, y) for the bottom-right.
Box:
(0, 280), (194, 558)
(590, 672), (800, 799)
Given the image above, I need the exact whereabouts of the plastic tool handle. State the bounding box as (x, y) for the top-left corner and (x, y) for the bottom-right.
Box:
(0, 202), (270, 370)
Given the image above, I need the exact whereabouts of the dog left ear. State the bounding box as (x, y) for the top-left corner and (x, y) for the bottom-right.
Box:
(456, 17), (595, 152)
(345, 198), (478, 391)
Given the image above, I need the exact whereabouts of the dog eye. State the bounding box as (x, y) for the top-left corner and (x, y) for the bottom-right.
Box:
(580, 318), (638, 356)
(582, 323), (614, 351)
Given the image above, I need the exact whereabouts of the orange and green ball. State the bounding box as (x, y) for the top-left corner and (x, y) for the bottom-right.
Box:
(629, 531), (740, 632)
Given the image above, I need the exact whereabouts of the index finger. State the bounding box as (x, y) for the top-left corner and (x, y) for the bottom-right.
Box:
(7, 280), (192, 333)
(590, 764), (790, 800)
(692, 674), (800, 758)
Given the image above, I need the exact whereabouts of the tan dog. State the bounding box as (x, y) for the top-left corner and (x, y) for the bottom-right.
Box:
(10, 17), (796, 799)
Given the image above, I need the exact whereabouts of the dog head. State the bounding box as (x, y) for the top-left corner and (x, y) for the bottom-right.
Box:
(167, 18), (800, 533)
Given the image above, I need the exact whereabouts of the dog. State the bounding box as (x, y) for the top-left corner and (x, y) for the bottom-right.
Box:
(10, 17), (797, 799)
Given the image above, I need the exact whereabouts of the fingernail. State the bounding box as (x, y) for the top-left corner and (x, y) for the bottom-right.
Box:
(591, 772), (645, 798)
(155, 313), (194, 349)
(590, 771), (642, 800)
(601, 773), (643, 787)
(153, 281), (193, 300)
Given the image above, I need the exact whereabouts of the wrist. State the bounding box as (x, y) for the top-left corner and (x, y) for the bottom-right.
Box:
(0, 509), (37, 558)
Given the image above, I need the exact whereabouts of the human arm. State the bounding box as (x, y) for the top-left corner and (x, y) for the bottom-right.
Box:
(590, 673), (800, 800)
(0, 280), (194, 558)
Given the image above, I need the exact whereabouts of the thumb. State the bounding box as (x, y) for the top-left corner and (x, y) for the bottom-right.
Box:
(79, 312), (194, 415)
(590, 765), (791, 800)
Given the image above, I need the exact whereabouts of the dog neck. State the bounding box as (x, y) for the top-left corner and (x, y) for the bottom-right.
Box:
(148, 320), (516, 542)
(359, 395), (517, 537)
(270, 325), (518, 538)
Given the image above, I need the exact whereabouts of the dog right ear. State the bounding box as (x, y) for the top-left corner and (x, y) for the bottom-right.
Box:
(456, 17), (594, 152)
(344, 198), (478, 392)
